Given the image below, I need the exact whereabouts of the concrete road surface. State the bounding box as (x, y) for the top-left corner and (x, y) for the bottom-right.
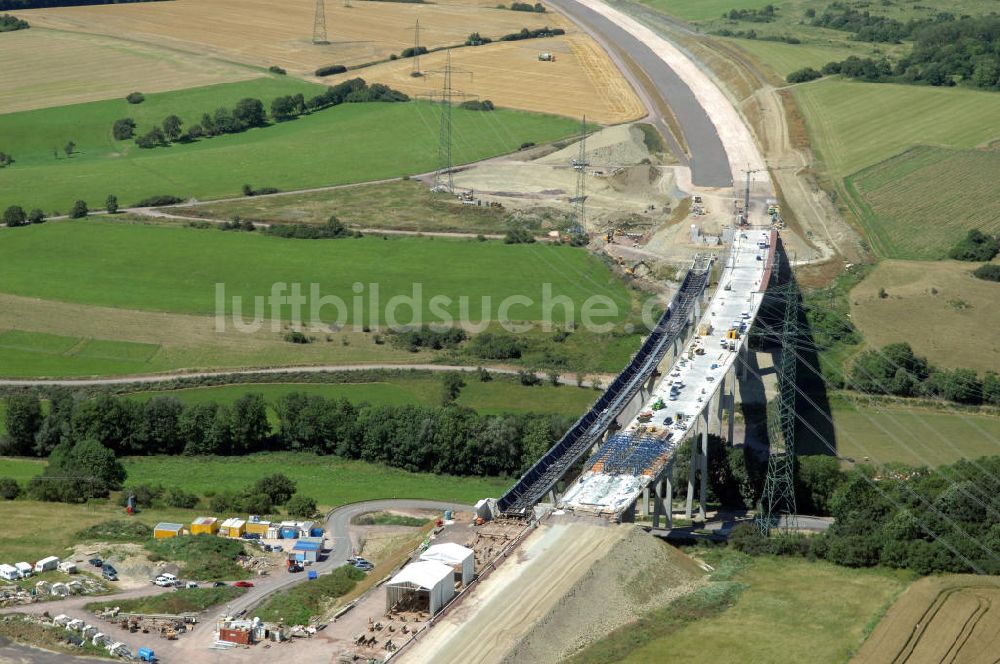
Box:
(547, 0), (732, 187)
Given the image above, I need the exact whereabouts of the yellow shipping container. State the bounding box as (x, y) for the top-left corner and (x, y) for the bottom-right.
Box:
(190, 517), (219, 536)
(245, 521), (270, 536)
(154, 522), (184, 539)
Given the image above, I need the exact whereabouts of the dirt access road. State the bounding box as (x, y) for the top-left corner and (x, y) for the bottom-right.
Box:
(0, 500), (469, 664)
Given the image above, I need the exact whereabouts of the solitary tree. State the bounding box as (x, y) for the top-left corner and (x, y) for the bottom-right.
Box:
(69, 199), (88, 219)
(441, 372), (466, 404)
(27, 208), (45, 224)
(2, 205), (26, 227)
(105, 194), (119, 214)
(63, 141), (75, 157)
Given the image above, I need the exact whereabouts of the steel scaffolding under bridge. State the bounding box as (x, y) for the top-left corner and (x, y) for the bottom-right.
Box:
(496, 258), (713, 516)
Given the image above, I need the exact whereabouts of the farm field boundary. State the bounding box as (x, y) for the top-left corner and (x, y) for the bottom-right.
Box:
(843, 146), (1000, 260)
(0, 78), (579, 213)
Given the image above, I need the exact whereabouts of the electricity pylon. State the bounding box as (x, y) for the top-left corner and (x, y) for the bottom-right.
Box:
(569, 116), (589, 231)
(412, 18), (422, 76)
(755, 251), (799, 535)
(313, 0), (329, 44)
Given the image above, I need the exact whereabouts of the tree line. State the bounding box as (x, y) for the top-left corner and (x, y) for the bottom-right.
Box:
(116, 79), (409, 150)
(0, 12), (28, 30)
(811, 15), (1000, 90)
(0, 0), (165, 8)
(1, 390), (575, 478)
(731, 455), (1000, 575)
(848, 342), (1000, 405)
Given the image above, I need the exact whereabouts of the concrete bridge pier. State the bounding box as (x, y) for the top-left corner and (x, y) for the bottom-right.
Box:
(652, 473), (673, 529)
(699, 408), (709, 522)
(727, 364), (736, 444)
(641, 487), (650, 517)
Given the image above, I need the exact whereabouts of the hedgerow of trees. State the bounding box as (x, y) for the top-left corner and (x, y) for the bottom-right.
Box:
(848, 341), (1000, 405)
(0, 0), (165, 8)
(130, 79), (408, 150)
(948, 229), (1000, 261)
(0, 13), (28, 30)
(262, 216), (361, 239)
(818, 14), (1000, 90)
(1, 391), (575, 480)
(972, 264), (1000, 282)
(732, 455), (1000, 575)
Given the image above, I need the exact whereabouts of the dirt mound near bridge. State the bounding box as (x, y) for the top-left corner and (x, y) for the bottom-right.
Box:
(501, 524), (706, 664)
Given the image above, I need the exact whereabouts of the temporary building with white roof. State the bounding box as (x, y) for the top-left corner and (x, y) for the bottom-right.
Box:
(419, 543), (475, 585)
(385, 560), (455, 615)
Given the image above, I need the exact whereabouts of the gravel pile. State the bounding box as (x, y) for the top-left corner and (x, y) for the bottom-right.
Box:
(501, 525), (705, 664)
(538, 124), (651, 167)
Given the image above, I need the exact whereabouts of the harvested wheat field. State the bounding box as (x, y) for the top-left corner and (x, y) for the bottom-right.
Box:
(0, 29), (259, 114)
(14, 0), (564, 75)
(324, 35), (643, 123)
(854, 575), (1000, 664)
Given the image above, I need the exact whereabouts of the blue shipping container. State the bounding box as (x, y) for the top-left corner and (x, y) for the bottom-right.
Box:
(310, 527), (324, 537)
(308, 570), (318, 580)
(280, 527), (299, 539)
(137, 647), (155, 662)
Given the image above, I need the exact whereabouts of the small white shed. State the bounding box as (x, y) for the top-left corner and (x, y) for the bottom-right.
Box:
(385, 560), (455, 615)
(419, 543), (475, 586)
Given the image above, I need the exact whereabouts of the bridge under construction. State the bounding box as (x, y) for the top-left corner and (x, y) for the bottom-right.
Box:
(484, 226), (778, 525)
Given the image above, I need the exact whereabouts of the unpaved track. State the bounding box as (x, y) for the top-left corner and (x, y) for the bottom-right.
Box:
(0, 364), (614, 388)
(400, 521), (629, 664)
(0, 500), (469, 663)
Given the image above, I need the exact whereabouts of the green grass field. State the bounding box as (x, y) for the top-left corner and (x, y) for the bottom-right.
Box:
(807, 397), (1000, 468)
(0, 452), (509, 508)
(0, 330), (165, 377)
(0, 221), (629, 324)
(173, 180), (511, 233)
(0, 78), (579, 213)
(0, 452), (507, 560)
(844, 146), (1000, 259)
(793, 79), (1000, 182)
(126, 376), (597, 417)
(622, 554), (910, 663)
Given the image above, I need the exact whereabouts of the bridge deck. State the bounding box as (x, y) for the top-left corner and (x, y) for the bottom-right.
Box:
(560, 229), (775, 517)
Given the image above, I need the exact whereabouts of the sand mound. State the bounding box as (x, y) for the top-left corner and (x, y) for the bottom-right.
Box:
(501, 525), (705, 664)
(539, 124), (651, 167)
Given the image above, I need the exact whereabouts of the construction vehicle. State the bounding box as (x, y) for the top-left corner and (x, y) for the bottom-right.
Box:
(538, 52), (556, 62)
(766, 198), (780, 215)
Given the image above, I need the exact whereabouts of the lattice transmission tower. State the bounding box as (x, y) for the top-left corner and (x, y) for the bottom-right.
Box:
(412, 18), (422, 76)
(313, 0), (329, 44)
(754, 253), (800, 535)
(569, 116), (588, 232)
(420, 50), (472, 194)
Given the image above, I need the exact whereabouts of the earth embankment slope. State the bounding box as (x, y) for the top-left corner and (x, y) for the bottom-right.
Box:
(400, 520), (705, 664)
